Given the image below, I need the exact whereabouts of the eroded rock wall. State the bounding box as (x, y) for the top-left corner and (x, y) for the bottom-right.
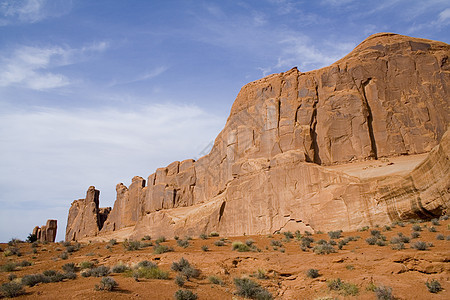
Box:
(66, 33), (450, 241)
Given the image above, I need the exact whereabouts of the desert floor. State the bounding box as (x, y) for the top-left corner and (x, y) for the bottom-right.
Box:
(1, 217), (449, 299)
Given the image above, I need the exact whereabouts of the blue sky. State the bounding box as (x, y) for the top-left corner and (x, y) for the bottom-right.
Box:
(0, 0), (449, 242)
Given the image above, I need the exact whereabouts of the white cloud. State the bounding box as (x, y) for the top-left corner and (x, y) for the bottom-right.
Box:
(438, 8), (450, 22)
(109, 66), (168, 87)
(0, 103), (225, 241)
(0, 42), (108, 90)
(0, 0), (72, 25)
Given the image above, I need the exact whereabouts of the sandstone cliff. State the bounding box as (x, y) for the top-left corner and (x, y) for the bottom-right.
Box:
(66, 33), (450, 241)
(33, 219), (57, 243)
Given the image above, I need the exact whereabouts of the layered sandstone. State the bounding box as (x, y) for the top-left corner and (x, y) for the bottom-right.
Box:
(66, 33), (450, 241)
(33, 220), (57, 243)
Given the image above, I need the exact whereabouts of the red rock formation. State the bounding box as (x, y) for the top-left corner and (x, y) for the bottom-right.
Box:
(33, 220), (57, 242)
(66, 33), (450, 241)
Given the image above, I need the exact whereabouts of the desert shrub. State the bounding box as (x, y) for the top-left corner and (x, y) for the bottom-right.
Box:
(0, 282), (25, 298)
(440, 215), (449, 220)
(255, 269), (268, 279)
(123, 240), (141, 251)
(171, 258), (199, 280)
(209, 232), (219, 237)
(43, 270), (57, 276)
(328, 231), (342, 239)
(245, 239), (255, 246)
(391, 242), (405, 250)
(370, 230), (381, 237)
(447, 235), (450, 240)
(91, 266), (110, 277)
(383, 225), (392, 231)
(316, 239), (327, 245)
(436, 234), (444, 240)
(81, 269), (92, 277)
(1, 262), (17, 272)
(108, 239), (117, 246)
(214, 240), (225, 246)
(65, 272), (77, 280)
(155, 236), (166, 244)
(425, 279), (442, 293)
(431, 218), (440, 226)
(47, 272), (66, 282)
(153, 244), (173, 254)
(201, 245), (209, 252)
(270, 240), (283, 247)
(95, 277), (117, 291)
(177, 239), (190, 248)
(137, 260), (156, 268)
(301, 237), (314, 248)
(411, 241), (428, 251)
(142, 235), (151, 241)
(358, 226), (369, 232)
(172, 258), (191, 272)
(79, 261), (94, 269)
(366, 236), (378, 245)
(174, 289), (198, 300)
(376, 240), (386, 246)
(175, 275), (185, 287)
(375, 285), (393, 300)
(199, 233), (208, 240)
(8, 273), (17, 281)
(59, 251), (69, 260)
(428, 226), (437, 232)
(234, 277), (273, 300)
(327, 278), (359, 296)
(22, 274), (50, 286)
(313, 243), (336, 255)
(26, 233), (37, 243)
(208, 276), (224, 285)
(306, 268), (319, 278)
(133, 266), (169, 279)
(232, 241), (251, 252)
(62, 262), (76, 273)
(3, 247), (20, 257)
(283, 231), (294, 239)
(304, 231), (312, 236)
(412, 224), (422, 231)
(112, 263), (129, 273)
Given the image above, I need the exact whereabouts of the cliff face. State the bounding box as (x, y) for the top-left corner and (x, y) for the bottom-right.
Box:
(66, 33), (450, 241)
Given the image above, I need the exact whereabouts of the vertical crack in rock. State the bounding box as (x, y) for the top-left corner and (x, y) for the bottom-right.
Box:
(311, 82), (321, 164)
(361, 78), (378, 159)
(218, 201), (226, 223)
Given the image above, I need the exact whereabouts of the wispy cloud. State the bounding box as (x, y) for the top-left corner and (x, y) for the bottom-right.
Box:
(109, 66), (168, 87)
(0, 42), (109, 90)
(0, 0), (72, 25)
(0, 103), (225, 241)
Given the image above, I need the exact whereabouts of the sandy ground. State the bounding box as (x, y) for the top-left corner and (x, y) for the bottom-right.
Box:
(1, 217), (449, 299)
(324, 153), (428, 179)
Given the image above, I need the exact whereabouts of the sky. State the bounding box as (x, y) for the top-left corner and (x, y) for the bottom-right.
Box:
(0, 0), (449, 242)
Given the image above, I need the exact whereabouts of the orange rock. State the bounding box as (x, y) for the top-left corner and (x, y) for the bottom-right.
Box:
(65, 33), (450, 241)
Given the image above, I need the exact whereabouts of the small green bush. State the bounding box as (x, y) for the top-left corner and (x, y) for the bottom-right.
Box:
(59, 251), (69, 260)
(153, 244), (173, 254)
(123, 240), (141, 251)
(234, 277), (273, 299)
(132, 266), (169, 279)
(142, 235), (151, 241)
(209, 232), (219, 237)
(79, 261), (94, 269)
(171, 258), (199, 280)
(283, 231), (294, 239)
(428, 226), (437, 232)
(306, 268), (319, 278)
(155, 236), (166, 243)
(95, 277), (117, 291)
(255, 269), (268, 279)
(366, 236), (378, 245)
(327, 278), (359, 296)
(301, 237), (314, 248)
(391, 242), (405, 250)
(214, 240), (225, 246)
(436, 234), (444, 240)
(177, 239), (190, 248)
(1, 262), (17, 272)
(22, 273), (50, 286)
(109, 239), (117, 246)
(137, 260), (156, 268)
(426, 279), (442, 293)
(270, 240), (283, 247)
(174, 289), (198, 300)
(201, 245), (209, 252)
(431, 218), (440, 226)
(232, 241), (251, 252)
(0, 282), (25, 298)
(208, 275), (224, 285)
(8, 273), (17, 281)
(199, 233), (208, 240)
